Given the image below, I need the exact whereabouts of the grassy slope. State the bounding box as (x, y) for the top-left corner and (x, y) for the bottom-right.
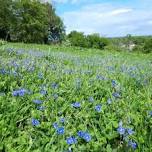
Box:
(0, 43), (152, 151)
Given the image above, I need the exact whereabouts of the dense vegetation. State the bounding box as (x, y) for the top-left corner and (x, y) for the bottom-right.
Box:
(110, 35), (152, 53)
(0, 1), (152, 53)
(0, 0), (65, 43)
(67, 31), (109, 50)
(0, 43), (152, 151)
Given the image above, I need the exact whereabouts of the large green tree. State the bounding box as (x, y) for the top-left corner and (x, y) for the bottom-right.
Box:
(0, 0), (65, 43)
(0, 0), (14, 40)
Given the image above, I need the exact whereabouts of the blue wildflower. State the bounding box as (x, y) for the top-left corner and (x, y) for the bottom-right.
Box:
(83, 132), (91, 142)
(128, 140), (137, 149)
(71, 102), (81, 108)
(57, 127), (65, 135)
(40, 89), (47, 95)
(33, 99), (42, 104)
(0, 69), (6, 75)
(12, 89), (27, 96)
(53, 122), (58, 129)
(66, 136), (77, 145)
(60, 118), (65, 123)
(38, 72), (43, 79)
(77, 131), (91, 142)
(127, 128), (134, 135)
(117, 126), (125, 135)
(51, 83), (58, 89)
(112, 80), (117, 87)
(88, 96), (94, 102)
(32, 118), (40, 126)
(95, 104), (102, 112)
(112, 92), (121, 98)
(77, 131), (84, 138)
(37, 106), (45, 111)
(96, 75), (105, 80)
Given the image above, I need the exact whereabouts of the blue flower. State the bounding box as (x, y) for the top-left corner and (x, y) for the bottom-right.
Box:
(57, 127), (65, 135)
(38, 72), (43, 79)
(0, 69), (6, 75)
(32, 118), (40, 126)
(60, 118), (65, 123)
(117, 126), (125, 135)
(51, 83), (58, 89)
(88, 96), (94, 102)
(96, 75), (106, 80)
(77, 131), (84, 138)
(112, 92), (121, 98)
(95, 104), (102, 112)
(77, 131), (91, 142)
(127, 128), (134, 135)
(33, 99), (42, 104)
(66, 136), (77, 145)
(71, 102), (81, 108)
(83, 132), (91, 142)
(112, 80), (117, 87)
(40, 89), (47, 95)
(53, 122), (58, 129)
(12, 89), (27, 96)
(37, 106), (45, 111)
(128, 140), (137, 149)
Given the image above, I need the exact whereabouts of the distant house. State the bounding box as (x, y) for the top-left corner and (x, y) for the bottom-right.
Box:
(120, 43), (136, 51)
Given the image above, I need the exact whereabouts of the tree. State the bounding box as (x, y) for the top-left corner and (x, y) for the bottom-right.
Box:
(87, 33), (109, 49)
(10, 0), (48, 43)
(68, 31), (88, 47)
(143, 38), (152, 53)
(0, 0), (14, 40)
(0, 0), (65, 43)
(46, 3), (65, 43)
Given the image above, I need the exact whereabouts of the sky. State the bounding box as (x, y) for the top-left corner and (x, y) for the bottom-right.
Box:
(47, 0), (152, 37)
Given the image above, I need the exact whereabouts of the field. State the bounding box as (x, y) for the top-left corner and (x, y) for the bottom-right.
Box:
(0, 43), (152, 152)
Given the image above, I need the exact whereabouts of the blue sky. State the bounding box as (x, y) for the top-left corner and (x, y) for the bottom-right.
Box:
(47, 0), (152, 37)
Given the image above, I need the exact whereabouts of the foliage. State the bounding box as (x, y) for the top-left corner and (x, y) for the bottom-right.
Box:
(0, 43), (152, 151)
(0, 39), (7, 46)
(68, 31), (89, 47)
(68, 31), (109, 49)
(87, 33), (109, 49)
(143, 38), (152, 53)
(0, 0), (65, 43)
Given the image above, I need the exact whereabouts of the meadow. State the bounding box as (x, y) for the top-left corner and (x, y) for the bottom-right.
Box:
(0, 43), (152, 152)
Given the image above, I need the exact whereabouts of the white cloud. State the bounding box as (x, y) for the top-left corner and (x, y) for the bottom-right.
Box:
(110, 9), (133, 16)
(61, 3), (152, 37)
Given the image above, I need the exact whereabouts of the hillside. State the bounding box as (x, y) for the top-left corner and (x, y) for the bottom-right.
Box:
(0, 43), (152, 151)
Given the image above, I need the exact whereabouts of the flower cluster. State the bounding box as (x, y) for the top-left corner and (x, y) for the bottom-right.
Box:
(12, 88), (27, 96)
(77, 131), (91, 142)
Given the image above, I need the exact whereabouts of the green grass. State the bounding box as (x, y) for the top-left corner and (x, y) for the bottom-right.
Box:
(0, 43), (152, 152)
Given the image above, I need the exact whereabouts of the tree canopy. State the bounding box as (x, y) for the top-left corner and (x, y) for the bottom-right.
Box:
(0, 0), (65, 43)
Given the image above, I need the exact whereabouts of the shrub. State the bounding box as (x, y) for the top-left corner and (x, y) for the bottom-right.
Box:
(143, 38), (152, 53)
(68, 31), (109, 50)
(0, 39), (7, 46)
(68, 31), (89, 48)
(87, 34), (109, 49)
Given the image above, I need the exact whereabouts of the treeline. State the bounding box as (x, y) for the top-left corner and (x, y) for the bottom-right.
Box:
(67, 31), (109, 50)
(0, 0), (65, 43)
(0, 1), (152, 53)
(110, 35), (152, 53)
